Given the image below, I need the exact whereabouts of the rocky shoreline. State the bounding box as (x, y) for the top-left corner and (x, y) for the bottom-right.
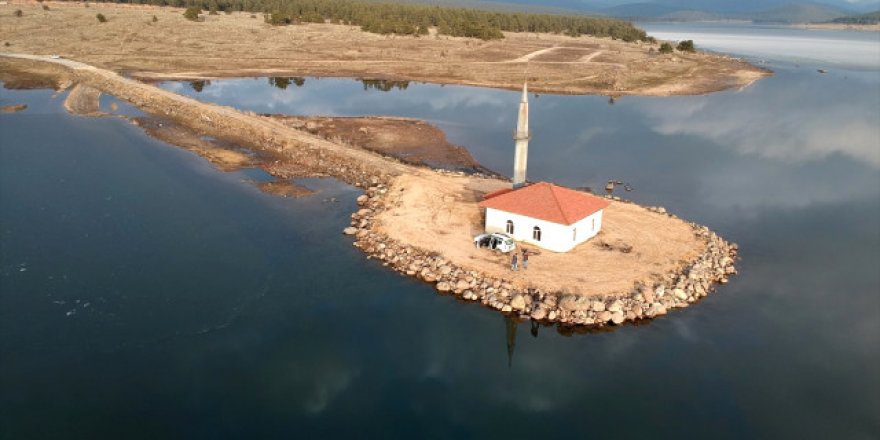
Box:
(345, 172), (738, 328)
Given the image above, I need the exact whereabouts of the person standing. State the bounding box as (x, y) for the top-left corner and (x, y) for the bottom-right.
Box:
(511, 253), (518, 271)
(522, 249), (529, 270)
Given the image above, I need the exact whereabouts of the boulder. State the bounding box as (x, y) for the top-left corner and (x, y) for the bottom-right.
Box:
(655, 285), (666, 298)
(646, 303), (667, 317)
(673, 288), (688, 301)
(559, 295), (590, 311)
(530, 307), (547, 320)
(343, 227), (357, 235)
(611, 311), (625, 325)
(591, 301), (606, 312)
(510, 294), (526, 311)
(455, 280), (470, 291)
(356, 194), (369, 205)
(607, 300), (623, 313)
(436, 282), (451, 293)
(642, 286), (655, 303)
(597, 311), (612, 323)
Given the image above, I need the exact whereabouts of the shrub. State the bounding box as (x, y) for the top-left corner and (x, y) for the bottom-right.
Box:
(676, 40), (695, 52)
(42, 4), (50, 10)
(14, 9), (23, 17)
(96, 13), (107, 23)
(658, 42), (673, 54)
(183, 6), (201, 21)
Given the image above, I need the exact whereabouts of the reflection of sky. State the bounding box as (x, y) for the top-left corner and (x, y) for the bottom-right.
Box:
(641, 23), (880, 70)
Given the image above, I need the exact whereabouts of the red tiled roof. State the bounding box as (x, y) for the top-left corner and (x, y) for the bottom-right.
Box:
(478, 182), (610, 225)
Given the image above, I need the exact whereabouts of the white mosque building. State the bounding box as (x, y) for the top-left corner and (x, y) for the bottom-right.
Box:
(478, 83), (610, 253)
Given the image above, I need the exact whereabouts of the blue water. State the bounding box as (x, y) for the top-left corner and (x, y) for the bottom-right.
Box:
(2, 25), (879, 438)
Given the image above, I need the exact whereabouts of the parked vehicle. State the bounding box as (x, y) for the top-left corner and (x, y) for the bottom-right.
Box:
(473, 233), (516, 253)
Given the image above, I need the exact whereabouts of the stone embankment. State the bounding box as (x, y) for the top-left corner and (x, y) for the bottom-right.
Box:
(345, 171), (738, 328)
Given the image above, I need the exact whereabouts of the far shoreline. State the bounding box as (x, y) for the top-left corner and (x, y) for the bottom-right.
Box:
(1, 1), (771, 97)
(792, 22), (880, 32)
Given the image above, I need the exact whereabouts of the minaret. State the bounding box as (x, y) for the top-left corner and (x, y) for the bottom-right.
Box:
(512, 82), (530, 188)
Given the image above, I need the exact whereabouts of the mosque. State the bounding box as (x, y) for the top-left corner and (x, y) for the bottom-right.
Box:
(478, 83), (610, 253)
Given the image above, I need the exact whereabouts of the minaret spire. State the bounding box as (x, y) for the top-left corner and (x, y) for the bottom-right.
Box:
(512, 82), (530, 188)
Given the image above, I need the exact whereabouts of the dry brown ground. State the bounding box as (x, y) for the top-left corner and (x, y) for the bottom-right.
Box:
(271, 115), (492, 173)
(376, 173), (704, 297)
(0, 103), (27, 112)
(0, 1), (769, 95)
(132, 117), (256, 172)
(63, 83), (101, 114)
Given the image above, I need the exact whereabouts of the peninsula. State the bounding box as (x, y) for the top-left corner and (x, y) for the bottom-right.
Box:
(0, 52), (738, 327)
(0, 0), (752, 328)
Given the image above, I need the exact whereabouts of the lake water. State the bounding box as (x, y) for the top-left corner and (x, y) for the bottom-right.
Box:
(2, 25), (879, 438)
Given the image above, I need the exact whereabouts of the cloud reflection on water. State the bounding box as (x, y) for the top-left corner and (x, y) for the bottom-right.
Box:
(638, 74), (880, 168)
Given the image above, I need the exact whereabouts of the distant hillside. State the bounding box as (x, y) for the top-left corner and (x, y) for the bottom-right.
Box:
(828, 10), (880, 23)
(393, 0), (587, 16)
(737, 3), (851, 23)
(62, 0), (647, 41)
(602, 1), (852, 23)
(600, 2), (680, 18)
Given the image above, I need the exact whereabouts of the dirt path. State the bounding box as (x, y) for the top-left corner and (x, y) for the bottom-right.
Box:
(510, 46), (562, 62)
(579, 50), (604, 62)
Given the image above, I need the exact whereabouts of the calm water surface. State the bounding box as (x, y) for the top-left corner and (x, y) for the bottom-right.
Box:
(2, 25), (879, 438)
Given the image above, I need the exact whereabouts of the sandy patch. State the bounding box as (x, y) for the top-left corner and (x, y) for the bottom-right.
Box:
(375, 173), (705, 297)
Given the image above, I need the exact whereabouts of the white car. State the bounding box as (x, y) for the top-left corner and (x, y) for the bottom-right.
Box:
(474, 233), (516, 253)
(49, 55), (61, 59)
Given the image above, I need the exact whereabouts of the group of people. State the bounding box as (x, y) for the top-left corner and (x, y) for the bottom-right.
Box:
(511, 249), (529, 271)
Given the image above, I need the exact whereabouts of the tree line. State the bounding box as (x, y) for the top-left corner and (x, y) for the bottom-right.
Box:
(830, 11), (880, 24)
(66, 0), (647, 41)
